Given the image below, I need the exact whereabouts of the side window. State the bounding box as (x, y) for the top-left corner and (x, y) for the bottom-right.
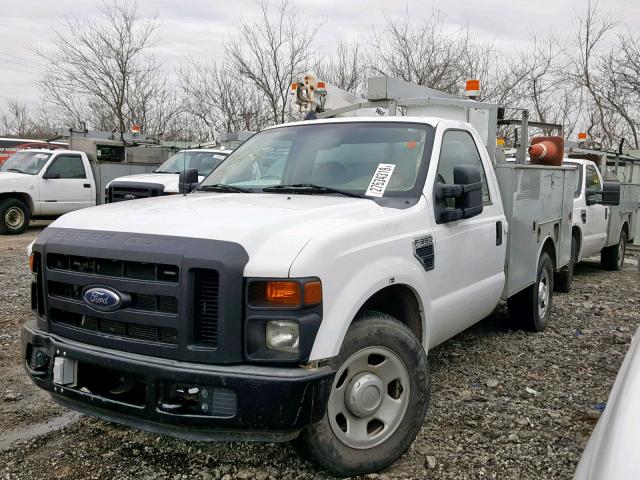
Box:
(586, 166), (602, 191)
(436, 130), (490, 204)
(46, 155), (86, 179)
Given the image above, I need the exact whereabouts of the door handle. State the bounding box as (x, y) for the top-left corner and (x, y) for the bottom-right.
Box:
(83, 183), (91, 188)
(581, 210), (587, 223)
(496, 221), (503, 246)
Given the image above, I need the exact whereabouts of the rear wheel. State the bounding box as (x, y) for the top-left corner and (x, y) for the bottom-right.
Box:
(507, 252), (554, 331)
(296, 312), (430, 477)
(555, 235), (577, 293)
(0, 198), (30, 235)
(601, 229), (627, 271)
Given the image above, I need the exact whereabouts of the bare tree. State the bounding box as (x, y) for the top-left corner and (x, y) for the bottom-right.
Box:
(36, 1), (178, 137)
(367, 9), (473, 94)
(566, 0), (620, 146)
(317, 39), (365, 95)
(0, 100), (32, 137)
(226, 0), (320, 125)
(179, 58), (270, 141)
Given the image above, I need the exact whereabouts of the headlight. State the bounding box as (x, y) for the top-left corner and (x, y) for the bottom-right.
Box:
(266, 320), (299, 354)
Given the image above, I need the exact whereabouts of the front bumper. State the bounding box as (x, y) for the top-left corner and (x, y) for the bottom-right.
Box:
(22, 321), (334, 442)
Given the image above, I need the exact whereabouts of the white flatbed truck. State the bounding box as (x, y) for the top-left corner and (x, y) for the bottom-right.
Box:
(22, 77), (575, 475)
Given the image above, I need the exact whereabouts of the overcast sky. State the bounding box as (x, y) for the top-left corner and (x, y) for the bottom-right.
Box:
(0, 0), (638, 111)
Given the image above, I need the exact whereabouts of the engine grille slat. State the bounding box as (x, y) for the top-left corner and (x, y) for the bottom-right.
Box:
(47, 254), (179, 283)
(50, 309), (178, 345)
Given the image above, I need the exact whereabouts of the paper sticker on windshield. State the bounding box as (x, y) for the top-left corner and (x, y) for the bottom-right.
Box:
(35, 154), (48, 159)
(213, 154), (226, 160)
(365, 163), (395, 197)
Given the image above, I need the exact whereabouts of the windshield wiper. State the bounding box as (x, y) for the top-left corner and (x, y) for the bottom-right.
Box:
(152, 170), (178, 174)
(5, 168), (23, 173)
(197, 183), (250, 193)
(262, 184), (366, 198)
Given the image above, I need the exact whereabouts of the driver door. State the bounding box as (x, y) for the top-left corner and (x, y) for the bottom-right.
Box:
(581, 164), (608, 257)
(39, 154), (93, 215)
(427, 128), (506, 345)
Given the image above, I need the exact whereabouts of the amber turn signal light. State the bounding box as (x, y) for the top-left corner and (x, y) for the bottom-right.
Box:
(303, 281), (322, 305)
(29, 253), (36, 273)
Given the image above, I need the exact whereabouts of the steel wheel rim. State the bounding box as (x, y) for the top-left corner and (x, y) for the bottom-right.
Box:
(4, 207), (24, 229)
(538, 269), (550, 319)
(328, 346), (410, 449)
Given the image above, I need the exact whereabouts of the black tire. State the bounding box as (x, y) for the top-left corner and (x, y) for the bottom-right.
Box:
(555, 235), (577, 293)
(296, 312), (430, 477)
(601, 229), (627, 271)
(507, 252), (554, 332)
(0, 198), (30, 235)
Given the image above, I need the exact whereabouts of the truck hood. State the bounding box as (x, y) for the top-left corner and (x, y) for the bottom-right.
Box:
(108, 173), (204, 193)
(50, 192), (390, 277)
(0, 171), (35, 189)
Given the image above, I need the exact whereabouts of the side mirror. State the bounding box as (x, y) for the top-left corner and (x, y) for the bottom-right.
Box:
(600, 181), (621, 206)
(43, 171), (61, 179)
(435, 165), (484, 223)
(178, 168), (199, 194)
(585, 189), (601, 206)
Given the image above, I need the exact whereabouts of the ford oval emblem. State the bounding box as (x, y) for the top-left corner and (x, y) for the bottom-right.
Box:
(82, 286), (123, 312)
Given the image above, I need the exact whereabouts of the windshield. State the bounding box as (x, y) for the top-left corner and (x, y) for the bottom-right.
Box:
(200, 122), (434, 198)
(0, 151), (52, 175)
(155, 150), (229, 176)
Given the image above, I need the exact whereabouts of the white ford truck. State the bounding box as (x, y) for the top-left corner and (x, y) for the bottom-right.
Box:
(563, 158), (638, 274)
(0, 149), (96, 234)
(22, 77), (577, 476)
(105, 148), (230, 202)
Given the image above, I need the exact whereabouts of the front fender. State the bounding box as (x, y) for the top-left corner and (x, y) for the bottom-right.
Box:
(0, 190), (35, 213)
(302, 254), (431, 362)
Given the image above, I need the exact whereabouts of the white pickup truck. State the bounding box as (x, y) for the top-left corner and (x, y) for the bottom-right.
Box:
(22, 78), (576, 476)
(0, 149), (95, 234)
(105, 148), (230, 202)
(563, 158), (638, 275)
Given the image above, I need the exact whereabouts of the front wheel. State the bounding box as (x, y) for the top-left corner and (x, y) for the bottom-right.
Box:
(0, 198), (30, 235)
(296, 312), (430, 477)
(601, 229), (627, 271)
(507, 252), (554, 331)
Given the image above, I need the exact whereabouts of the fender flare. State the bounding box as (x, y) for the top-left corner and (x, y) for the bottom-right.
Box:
(536, 234), (557, 270)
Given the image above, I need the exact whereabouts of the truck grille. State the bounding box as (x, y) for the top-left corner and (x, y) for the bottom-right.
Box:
(107, 183), (165, 203)
(32, 228), (247, 364)
(193, 269), (219, 347)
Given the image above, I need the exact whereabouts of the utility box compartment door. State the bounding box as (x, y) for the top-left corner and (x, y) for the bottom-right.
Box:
(495, 164), (576, 299)
(607, 183), (640, 246)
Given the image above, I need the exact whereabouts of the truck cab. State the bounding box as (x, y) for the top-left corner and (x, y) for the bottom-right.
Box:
(0, 149), (95, 234)
(105, 148), (230, 202)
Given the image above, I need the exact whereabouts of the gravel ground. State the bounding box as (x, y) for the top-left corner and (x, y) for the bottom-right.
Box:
(1, 226), (638, 480)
